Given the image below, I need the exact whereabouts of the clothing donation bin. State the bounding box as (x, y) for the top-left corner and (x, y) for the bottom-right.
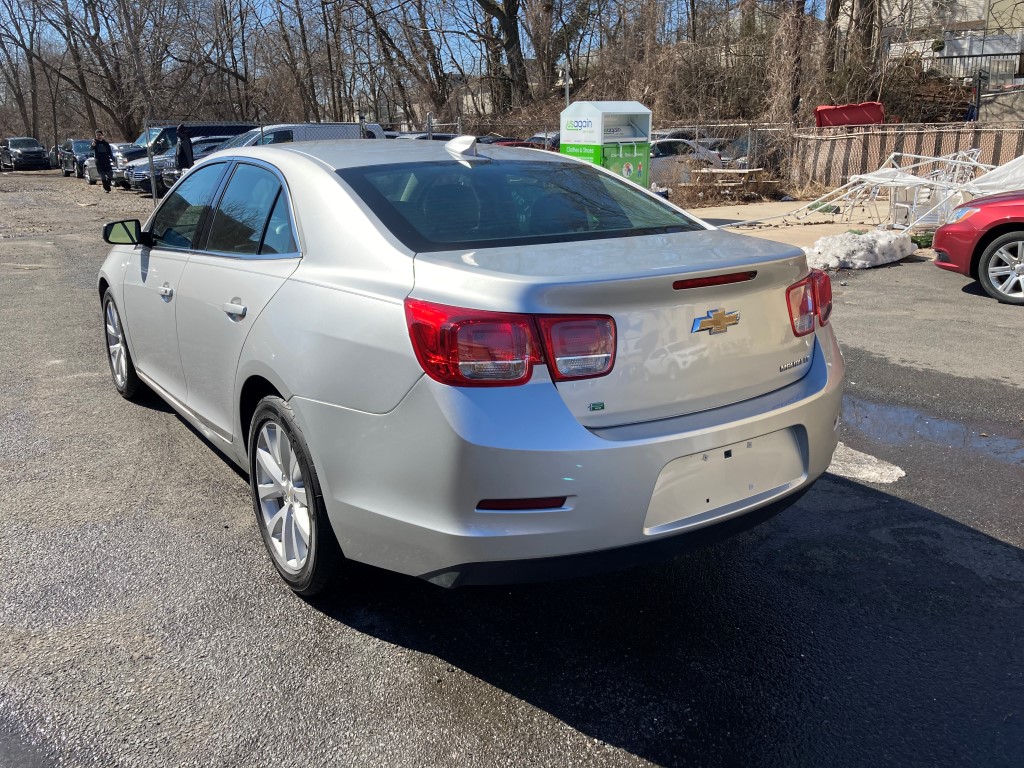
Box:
(559, 101), (653, 188)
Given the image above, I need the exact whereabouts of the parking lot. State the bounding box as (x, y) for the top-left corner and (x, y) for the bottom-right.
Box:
(1, 170), (1022, 767)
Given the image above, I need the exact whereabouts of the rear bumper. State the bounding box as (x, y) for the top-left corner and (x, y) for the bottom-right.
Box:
(291, 326), (844, 584)
(422, 486), (809, 587)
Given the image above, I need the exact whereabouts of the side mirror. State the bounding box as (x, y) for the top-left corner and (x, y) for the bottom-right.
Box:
(103, 219), (151, 247)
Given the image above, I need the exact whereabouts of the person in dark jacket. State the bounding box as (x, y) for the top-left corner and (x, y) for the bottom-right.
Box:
(91, 129), (115, 193)
(175, 124), (194, 170)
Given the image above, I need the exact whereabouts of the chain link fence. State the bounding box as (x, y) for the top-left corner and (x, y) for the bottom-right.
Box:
(132, 117), (1024, 204)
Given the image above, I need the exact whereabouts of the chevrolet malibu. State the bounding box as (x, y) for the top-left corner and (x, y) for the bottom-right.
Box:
(98, 138), (844, 595)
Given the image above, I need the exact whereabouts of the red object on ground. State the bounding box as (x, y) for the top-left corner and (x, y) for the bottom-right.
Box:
(814, 102), (885, 127)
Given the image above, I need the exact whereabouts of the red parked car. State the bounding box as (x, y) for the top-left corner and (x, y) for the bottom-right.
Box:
(933, 191), (1024, 305)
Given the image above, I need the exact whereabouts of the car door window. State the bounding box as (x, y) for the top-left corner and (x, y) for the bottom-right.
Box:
(149, 163), (226, 250)
(204, 164), (282, 256)
(260, 191), (298, 254)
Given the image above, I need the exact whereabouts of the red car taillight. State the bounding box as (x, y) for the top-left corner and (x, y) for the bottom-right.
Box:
(536, 316), (616, 381)
(405, 299), (616, 387)
(786, 269), (832, 337)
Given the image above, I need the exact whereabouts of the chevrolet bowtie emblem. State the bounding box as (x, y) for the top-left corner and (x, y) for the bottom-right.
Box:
(691, 308), (740, 334)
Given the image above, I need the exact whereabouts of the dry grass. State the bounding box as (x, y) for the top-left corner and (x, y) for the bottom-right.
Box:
(667, 177), (791, 208)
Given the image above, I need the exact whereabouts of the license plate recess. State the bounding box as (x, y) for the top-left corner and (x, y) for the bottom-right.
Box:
(643, 428), (806, 535)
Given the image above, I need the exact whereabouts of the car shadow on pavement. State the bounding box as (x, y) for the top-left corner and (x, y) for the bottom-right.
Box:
(131, 387), (175, 414)
(312, 474), (1024, 766)
(960, 281), (996, 300)
(131, 391), (250, 482)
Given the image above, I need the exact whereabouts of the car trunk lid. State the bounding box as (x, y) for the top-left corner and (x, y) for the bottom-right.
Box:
(411, 229), (815, 428)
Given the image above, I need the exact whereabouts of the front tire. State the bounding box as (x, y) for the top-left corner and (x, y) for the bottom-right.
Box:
(76, 162), (84, 178)
(62, 164), (71, 177)
(978, 232), (1024, 305)
(248, 397), (343, 596)
(102, 290), (142, 399)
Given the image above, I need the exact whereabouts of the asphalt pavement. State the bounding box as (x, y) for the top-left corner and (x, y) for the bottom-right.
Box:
(1, 172), (1021, 767)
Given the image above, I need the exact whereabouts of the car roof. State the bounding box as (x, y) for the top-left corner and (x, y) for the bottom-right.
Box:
(212, 138), (576, 171)
(260, 122), (367, 131)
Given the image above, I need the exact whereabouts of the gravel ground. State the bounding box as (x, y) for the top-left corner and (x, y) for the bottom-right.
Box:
(0, 169), (152, 240)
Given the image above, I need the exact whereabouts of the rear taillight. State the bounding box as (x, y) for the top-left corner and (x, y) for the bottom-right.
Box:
(405, 299), (616, 387)
(811, 269), (832, 325)
(786, 269), (832, 337)
(536, 316), (615, 381)
(405, 300), (541, 386)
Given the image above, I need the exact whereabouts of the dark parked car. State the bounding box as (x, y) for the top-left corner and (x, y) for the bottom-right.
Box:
(1, 137), (51, 171)
(59, 138), (93, 178)
(159, 135), (232, 190)
(128, 135), (230, 197)
(117, 123), (254, 188)
(934, 192), (1024, 305)
(133, 123), (255, 157)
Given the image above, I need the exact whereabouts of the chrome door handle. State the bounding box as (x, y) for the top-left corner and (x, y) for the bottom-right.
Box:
(222, 301), (247, 318)
(158, 284), (174, 298)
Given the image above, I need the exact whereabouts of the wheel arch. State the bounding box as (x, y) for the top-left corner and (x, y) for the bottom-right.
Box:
(971, 223), (1024, 279)
(237, 373), (287, 459)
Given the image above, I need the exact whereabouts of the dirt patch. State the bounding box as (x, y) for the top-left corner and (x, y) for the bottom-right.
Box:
(0, 170), (152, 240)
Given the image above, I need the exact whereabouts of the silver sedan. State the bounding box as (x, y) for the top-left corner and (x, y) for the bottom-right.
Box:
(97, 138), (844, 595)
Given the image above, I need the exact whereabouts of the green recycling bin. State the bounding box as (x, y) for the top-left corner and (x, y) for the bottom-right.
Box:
(560, 101), (652, 188)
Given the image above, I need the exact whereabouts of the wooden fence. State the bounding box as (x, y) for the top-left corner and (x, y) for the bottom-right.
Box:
(789, 122), (1024, 187)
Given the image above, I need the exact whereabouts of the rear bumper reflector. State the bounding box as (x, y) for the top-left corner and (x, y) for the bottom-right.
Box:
(476, 497), (568, 511)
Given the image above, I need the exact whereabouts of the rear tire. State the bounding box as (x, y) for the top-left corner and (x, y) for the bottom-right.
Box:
(102, 290), (143, 399)
(248, 396), (344, 596)
(978, 232), (1024, 305)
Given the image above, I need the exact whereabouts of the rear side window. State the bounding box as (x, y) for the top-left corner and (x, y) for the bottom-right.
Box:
(205, 163), (293, 256)
(258, 130), (293, 145)
(149, 163), (226, 250)
(337, 159), (701, 252)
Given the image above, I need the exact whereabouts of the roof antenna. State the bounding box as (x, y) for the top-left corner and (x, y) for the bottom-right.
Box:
(445, 135), (489, 166)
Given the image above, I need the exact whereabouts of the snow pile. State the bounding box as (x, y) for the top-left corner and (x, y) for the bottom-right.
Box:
(806, 230), (917, 270)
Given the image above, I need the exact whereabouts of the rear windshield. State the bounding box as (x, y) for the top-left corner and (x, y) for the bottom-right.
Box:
(337, 159), (702, 252)
(217, 129), (260, 150)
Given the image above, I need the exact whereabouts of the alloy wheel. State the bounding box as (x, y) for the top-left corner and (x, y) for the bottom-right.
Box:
(988, 241), (1024, 299)
(104, 300), (127, 388)
(255, 422), (311, 574)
